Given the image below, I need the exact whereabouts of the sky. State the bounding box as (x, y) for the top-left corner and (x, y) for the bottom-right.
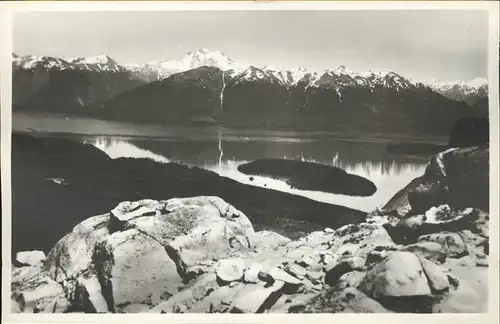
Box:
(13, 10), (489, 82)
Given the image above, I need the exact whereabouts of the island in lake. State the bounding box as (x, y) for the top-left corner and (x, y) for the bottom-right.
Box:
(238, 158), (377, 196)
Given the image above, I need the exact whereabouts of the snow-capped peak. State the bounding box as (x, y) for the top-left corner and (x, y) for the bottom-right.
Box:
(430, 77), (488, 90)
(180, 48), (236, 70)
(425, 77), (488, 100)
(143, 48), (248, 79)
(330, 65), (348, 74)
(12, 54), (72, 70)
(69, 55), (125, 72)
(467, 77), (488, 88)
(71, 55), (117, 65)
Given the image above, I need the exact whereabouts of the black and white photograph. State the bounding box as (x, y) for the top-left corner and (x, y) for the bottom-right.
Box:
(1, 1), (499, 317)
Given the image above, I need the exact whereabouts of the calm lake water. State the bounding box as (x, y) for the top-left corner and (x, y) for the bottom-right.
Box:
(13, 112), (444, 212)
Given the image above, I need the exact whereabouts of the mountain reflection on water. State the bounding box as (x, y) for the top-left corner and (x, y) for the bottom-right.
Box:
(82, 134), (429, 212)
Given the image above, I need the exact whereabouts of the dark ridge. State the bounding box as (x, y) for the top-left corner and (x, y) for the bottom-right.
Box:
(237, 158), (377, 197)
(448, 118), (489, 148)
(12, 133), (367, 256)
(13, 64), (486, 137)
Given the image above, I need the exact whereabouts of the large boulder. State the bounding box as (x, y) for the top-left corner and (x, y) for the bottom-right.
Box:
(34, 197), (254, 313)
(383, 206), (485, 246)
(359, 252), (432, 299)
(383, 146), (489, 215)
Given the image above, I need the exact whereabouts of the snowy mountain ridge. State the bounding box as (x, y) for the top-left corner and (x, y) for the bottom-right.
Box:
(12, 50), (488, 95)
(427, 77), (488, 95)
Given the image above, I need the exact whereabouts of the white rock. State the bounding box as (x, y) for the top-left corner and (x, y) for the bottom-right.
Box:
(111, 199), (161, 221)
(41, 196), (255, 311)
(232, 281), (284, 313)
(269, 267), (301, 285)
(77, 275), (109, 313)
(252, 231), (291, 251)
(103, 229), (184, 309)
(400, 241), (447, 263)
(337, 271), (366, 289)
(244, 264), (263, 283)
(359, 252), (431, 298)
(216, 258), (246, 283)
(45, 214), (110, 282)
(417, 232), (468, 258)
(16, 250), (46, 266)
(419, 258), (450, 293)
(284, 262), (307, 279)
(11, 267), (70, 313)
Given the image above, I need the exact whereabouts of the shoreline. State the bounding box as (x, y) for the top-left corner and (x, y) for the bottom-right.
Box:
(12, 111), (450, 145)
(12, 133), (367, 256)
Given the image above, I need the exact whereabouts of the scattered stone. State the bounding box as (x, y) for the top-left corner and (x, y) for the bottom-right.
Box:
(11, 183), (490, 314)
(231, 281), (284, 313)
(298, 287), (391, 313)
(111, 199), (161, 222)
(16, 251), (46, 266)
(337, 271), (366, 289)
(296, 254), (320, 269)
(417, 232), (468, 258)
(258, 271), (275, 285)
(400, 241), (447, 264)
(216, 258), (246, 284)
(269, 268), (301, 286)
(325, 261), (354, 286)
(359, 252), (432, 299)
(305, 271), (324, 284)
(252, 231), (291, 251)
(284, 263), (307, 280)
(11, 267), (70, 313)
(418, 258), (450, 293)
(244, 264), (263, 284)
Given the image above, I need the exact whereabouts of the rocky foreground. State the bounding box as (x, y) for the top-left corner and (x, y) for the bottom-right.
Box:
(11, 144), (490, 313)
(12, 199), (488, 313)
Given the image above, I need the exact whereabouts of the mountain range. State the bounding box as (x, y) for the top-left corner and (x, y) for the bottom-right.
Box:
(12, 49), (489, 135)
(427, 77), (488, 107)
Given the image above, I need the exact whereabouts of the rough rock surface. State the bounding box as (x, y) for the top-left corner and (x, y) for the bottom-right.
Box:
(12, 188), (489, 313)
(16, 251), (46, 266)
(383, 146), (488, 215)
(359, 252), (432, 298)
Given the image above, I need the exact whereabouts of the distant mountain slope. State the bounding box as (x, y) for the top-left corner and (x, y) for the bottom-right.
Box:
(12, 54), (146, 113)
(99, 66), (224, 124)
(12, 49), (488, 136)
(101, 65), (487, 135)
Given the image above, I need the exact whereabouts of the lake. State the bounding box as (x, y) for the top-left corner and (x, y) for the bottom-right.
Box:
(13, 111), (445, 212)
